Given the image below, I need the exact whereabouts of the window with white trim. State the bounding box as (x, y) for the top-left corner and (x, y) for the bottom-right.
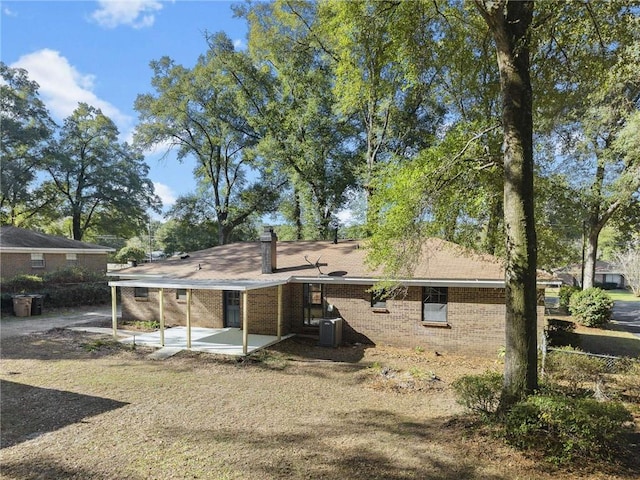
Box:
(422, 287), (448, 323)
(66, 253), (77, 266)
(31, 253), (45, 268)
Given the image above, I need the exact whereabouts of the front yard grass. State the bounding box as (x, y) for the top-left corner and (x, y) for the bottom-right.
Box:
(1, 330), (638, 479)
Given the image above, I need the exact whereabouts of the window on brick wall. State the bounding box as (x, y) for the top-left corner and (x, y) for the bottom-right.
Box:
(31, 253), (45, 268)
(134, 287), (149, 299)
(370, 288), (390, 310)
(176, 289), (187, 300)
(422, 287), (448, 323)
(66, 253), (77, 266)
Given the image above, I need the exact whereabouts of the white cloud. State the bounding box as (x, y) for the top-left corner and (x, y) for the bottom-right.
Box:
(91, 0), (164, 29)
(233, 38), (246, 50)
(153, 182), (177, 208)
(10, 49), (132, 131)
(3, 7), (17, 17)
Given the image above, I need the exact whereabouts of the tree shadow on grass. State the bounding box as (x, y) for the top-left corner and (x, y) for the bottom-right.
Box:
(0, 379), (128, 448)
(157, 411), (509, 480)
(576, 328), (640, 357)
(0, 454), (142, 480)
(0, 329), (152, 362)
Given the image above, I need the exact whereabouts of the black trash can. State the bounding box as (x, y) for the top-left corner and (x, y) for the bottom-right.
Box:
(29, 294), (44, 315)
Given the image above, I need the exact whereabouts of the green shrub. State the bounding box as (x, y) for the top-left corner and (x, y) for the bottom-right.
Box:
(544, 347), (607, 395)
(115, 245), (147, 264)
(504, 395), (633, 464)
(1, 274), (44, 293)
(452, 371), (503, 416)
(42, 266), (105, 284)
(569, 287), (613, 327)
(545, 319), (578, 347)
(558, 285), (580, 308)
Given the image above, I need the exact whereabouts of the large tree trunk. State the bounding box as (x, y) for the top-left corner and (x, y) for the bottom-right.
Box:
(475, 0), (538, 407)
(582, 220), (601, 290)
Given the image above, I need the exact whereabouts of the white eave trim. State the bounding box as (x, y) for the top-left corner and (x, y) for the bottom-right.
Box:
(108, 278), (288, 291)
(1, 247), (114, 254)
(289, 276), (507, 288)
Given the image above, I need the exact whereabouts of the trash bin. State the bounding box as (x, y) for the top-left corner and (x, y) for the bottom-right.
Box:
(29, 294), (44, 315)
(12, 295), (33, 317)
(319, 318), (343, 347)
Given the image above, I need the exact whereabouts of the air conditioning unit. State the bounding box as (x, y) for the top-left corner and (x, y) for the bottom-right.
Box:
(319, 318), (343, 347)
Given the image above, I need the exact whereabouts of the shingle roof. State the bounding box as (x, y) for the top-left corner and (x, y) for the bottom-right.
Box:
(116, 237), (507, 283)
(0, 226), (114, 252)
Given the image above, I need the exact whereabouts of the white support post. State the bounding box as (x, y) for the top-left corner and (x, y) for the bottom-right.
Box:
(277, 284), (283, 340)
(111, 286), (118, 339)
(242, 290), (248, 355)
(186, 289), (192, 349)
(159, 288), (165, 346)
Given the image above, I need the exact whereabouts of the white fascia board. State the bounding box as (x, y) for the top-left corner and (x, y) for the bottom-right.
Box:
(1, 247), (114, 254)
(108, 278), (288, 291)
(289, 276), (507, 288)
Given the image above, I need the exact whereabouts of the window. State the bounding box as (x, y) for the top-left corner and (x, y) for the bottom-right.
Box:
(176, 289), (187, 300)
(134, 287), (149, 299)
(422, 287), (448, 323)
(66, 253), (77, 266)
(303, 283), (324, 327)
(371, 289), (390, 310)
(31, 253), (45, 268)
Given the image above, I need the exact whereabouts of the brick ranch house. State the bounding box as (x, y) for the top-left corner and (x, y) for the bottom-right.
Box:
(0, 226), (114, 278)
(109, 228), (549, 356)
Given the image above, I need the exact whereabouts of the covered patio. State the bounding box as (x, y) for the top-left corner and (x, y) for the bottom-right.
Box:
(107, 277), (289, 356)
(119, 326), (293, 356)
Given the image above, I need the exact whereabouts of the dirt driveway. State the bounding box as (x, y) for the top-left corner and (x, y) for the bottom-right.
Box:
(0, 305), (116, 338)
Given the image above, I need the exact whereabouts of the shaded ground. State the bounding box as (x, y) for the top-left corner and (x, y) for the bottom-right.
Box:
(1, 329), (638, 480)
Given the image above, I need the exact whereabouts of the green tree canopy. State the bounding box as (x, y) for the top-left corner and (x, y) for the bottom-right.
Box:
(134, 33), (280, 245)
(41, 103), (161, 240)
(0, 62), (56, 226)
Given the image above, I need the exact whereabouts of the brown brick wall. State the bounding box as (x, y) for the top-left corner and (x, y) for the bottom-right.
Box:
(119, 282), (545, 356)
(1, 252), (108, 279)
(120, 286), (291, 335)
(313, 284), (543, 356)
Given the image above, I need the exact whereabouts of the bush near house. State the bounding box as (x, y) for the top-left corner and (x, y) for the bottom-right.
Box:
(558, 285), (580, 309)
(454, 364), (635, 466)
(0, 267), (111, 313)
(568, 287), (614, 328)
(504, 395), (633, 464)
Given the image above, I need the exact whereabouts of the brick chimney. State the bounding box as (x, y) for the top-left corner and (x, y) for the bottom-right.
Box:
(260, 226), (277, 274)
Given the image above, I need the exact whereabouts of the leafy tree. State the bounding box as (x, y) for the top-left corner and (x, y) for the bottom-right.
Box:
(474, 0), (538, 406)
(533, 1), (640, 289)
(0, 63), (56, 225)
(317, 0), (444, 223)
(135, 33), (280, 245)
(41, 103), (161, 240)
(240, 0), (357, 240)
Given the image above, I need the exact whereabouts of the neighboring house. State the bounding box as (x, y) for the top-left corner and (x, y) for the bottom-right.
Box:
(0, 226), (114, 279)
(554, 261), (626, 289)
(109, 227), (550, 356)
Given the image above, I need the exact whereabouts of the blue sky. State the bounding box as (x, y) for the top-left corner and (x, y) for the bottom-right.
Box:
(1, 0), (249, 214)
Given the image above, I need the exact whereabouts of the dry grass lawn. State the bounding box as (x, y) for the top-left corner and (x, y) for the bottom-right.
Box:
(1, 329), (638, 480)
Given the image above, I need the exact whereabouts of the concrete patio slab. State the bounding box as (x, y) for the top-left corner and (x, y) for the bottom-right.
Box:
(119, 327), (293, 356)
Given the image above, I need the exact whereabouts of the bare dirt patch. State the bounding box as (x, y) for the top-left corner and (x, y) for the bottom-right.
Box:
(1, 330), (638, 479)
